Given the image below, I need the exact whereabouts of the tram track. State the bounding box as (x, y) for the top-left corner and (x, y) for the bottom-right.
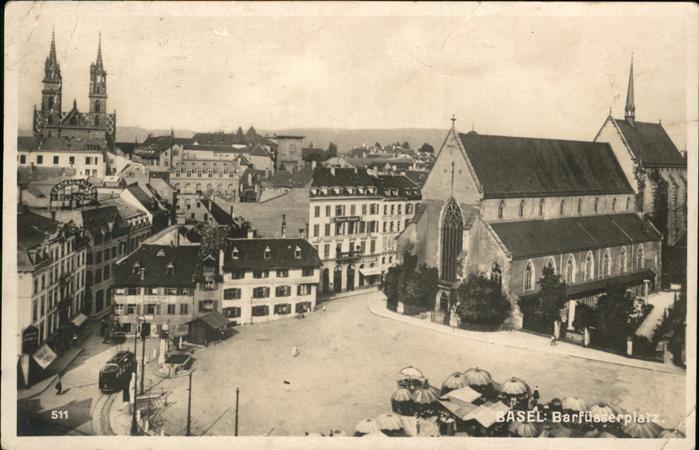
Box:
(91, 393), (116, 435)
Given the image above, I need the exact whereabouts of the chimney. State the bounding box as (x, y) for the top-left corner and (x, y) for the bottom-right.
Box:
(281, 214), (287, 238)
(247, 228), (255, 239)
(299, 228), (305, 239)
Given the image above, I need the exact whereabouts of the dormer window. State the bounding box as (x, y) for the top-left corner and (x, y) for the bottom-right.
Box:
(368, 187), (376, 195)
(347, 187), (354, 195)
(311, 188), (318, 195)
(232, 247), (239, 259)
(166, 263), (175, 275)
(264, 246), (271, 260)
(321, 188), (328, 195)
(157, 249), (166, 257)
(358, 187), (365, 194)
(294, 246), (302, 259)
(333, 187), (341, 195)
(133, 263), (140, 275)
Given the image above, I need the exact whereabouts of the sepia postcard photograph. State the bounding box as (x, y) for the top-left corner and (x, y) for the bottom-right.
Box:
(2, 2), (696, 449)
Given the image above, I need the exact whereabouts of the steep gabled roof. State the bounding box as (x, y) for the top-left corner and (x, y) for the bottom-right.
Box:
(126, 183), (162, 213)
(222, 238), (321, 271)
(458, 133), (634, 198)
(489, 213), (661, 259)
(611, 118), (686, 168)
(113, 244), (200, 287)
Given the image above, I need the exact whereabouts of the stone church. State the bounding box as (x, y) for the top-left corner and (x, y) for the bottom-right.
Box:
(398, 118), (663, 329)
(32, 31), (117, 148)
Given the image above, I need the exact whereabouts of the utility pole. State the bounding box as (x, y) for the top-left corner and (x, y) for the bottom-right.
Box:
(140, 325), (146, 394)
(130, 319), (141, 436)
(234, 387), (240, 436)
(186, 370), (193, 436)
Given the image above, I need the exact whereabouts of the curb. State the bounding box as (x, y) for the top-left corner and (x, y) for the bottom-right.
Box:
(367, 297), (685, 375)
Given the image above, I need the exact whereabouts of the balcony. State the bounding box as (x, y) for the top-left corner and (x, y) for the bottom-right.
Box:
(335, 251), (362, 262)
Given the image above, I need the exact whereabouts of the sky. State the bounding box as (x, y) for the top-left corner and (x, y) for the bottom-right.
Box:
(7, 2), (696, 151)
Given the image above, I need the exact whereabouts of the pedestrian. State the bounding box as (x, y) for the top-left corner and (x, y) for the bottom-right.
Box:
(72, 333), (78, 347)
(55, 376), (63, 395)
(533, 385), (540, 403)
(292, 345), (300, 357)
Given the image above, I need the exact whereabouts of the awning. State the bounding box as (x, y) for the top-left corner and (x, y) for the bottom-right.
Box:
(32, 344), (58, 369)
(438, 399), (479, 421)
(72, 313), (88, 327)
(566, 269), (655, 299)
(359, 267), (383, 277)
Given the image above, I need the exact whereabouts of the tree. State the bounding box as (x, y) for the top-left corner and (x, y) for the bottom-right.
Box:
(595, 284), (636, 351)
(401, 141), (410, 149)
(572, 303), (597, 331)
(537, 265), (567, 324)
(455, 274), (511, 326)
(419, 143), (435, 154)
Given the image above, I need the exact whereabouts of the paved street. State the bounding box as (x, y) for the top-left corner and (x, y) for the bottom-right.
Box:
(17, 322), (162, 436)
(147, 291), (686, 436)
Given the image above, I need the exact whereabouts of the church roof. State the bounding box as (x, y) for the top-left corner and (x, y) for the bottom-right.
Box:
(611, 118), (686, 168)
(489, 213), (661, 260)
(458, 133), (634, 198)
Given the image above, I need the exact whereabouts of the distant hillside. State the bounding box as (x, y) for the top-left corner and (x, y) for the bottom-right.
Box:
(19, 127), (448, 152)
(265, 128), (447, 153)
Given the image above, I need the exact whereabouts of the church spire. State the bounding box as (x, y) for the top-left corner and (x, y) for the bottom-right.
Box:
(625, 55), (635, 126)
(49, 29), (58, 64)
(96, 31), (103, 68)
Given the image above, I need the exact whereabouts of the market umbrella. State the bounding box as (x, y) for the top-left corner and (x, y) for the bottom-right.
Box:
(391, 387), (413, 415)
(623, 420), (663, 438)
(589, 403), (619, 421)
(424, 381), (441, 398)
(355, 419), (381, 435)
(463, 367), (494, 387)
(658, 429), (685, 438)
(399, 366), (424, 380)
(441, 372), (468, 394)
(500, 377), (530, 396)
(375, 413), (403, 431)
(412, 385), (440, 417)
(508, 420), (541, 437)
(561, 396), (588, 413)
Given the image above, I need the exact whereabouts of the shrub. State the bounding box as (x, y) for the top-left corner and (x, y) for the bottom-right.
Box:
(455, 274), (510, 326)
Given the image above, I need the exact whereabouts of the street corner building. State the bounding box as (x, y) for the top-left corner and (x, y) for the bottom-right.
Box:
(308, 167), (422, 295)
(16, 210), (90, 387)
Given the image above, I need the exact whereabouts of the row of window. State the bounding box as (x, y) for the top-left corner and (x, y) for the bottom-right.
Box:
(521, 245), (650, 291)
(223, 284), (313, 299)
(313, 203), (416, 218)
(311, 220), (380, 238)
(115, 287), (192, 296)
(225, 267), (315, 280)
(223, 301), (312, 319)
(19, 154), (101, 166)
(115, 303), (189, 315)
(497, 196), (632, 220)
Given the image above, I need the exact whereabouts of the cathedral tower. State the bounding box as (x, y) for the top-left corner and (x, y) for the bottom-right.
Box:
(624, 56), (635, 127)
(89, 33), (108, 114)
(41, 30), (62, 114)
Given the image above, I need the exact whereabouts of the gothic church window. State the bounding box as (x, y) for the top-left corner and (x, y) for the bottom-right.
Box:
(560, 199), (565, 216)
(440, 198), (463, 282)
(497, 201), (505, 219)
(519, 200), (525, 218)
(524, 261), (534, 291)
(578, 198), (583, 214)
(566, 255), (575, 283)
(584, 252), (594, 281)
(620, 247), (627, 273)
(539, 199), (544, 216)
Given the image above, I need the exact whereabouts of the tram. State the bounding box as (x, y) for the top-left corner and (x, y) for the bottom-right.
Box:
(98, 350), (136, 393)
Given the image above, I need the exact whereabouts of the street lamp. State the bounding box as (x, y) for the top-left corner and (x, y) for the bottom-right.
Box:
(130, 315), (145, 436)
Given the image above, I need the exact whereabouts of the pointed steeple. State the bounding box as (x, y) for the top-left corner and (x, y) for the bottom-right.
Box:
(96, 31), (104, 69)
(625, 55), (635, 126)
(49, 29), (58, 64)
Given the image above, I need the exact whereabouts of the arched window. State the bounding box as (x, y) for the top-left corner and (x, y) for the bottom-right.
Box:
(441, 198), (464, 281)
(626, 197), (631, 210)
(94, 102), (101, 113)
(524, 260), (535, 291)
(584, 252), (594, 281)
(490, 262), (502, 286)
(637, 245), (644, 269)
(594, 197), (600, 213)
(546, 257), (556, 274)
(538, 199), (544, 216)
(566, 255), (575, 283)
(95, 116), (100, 126)
(497, 201), (505, 219)
(577, 198), (583, 214)
(560, 199), (566, 216)
(602, 249), (610, 277)
(47, 97), (54, 110)
(619, 247), (627, 273)
(611, 198), (616, 211)
(519, 200), (525, 218)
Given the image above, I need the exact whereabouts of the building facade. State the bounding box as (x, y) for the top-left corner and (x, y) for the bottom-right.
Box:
(219, 238), (321, 325)
(308, 167), (421, 295)
(399, 123), (663, 329)
(272, 135), (305, 171)
(17, 211), (89, 386)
